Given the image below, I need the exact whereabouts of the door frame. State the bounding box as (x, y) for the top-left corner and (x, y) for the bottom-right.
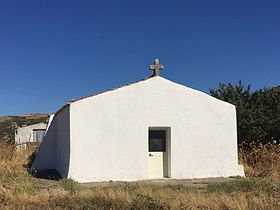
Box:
(148, 127), (171, 178)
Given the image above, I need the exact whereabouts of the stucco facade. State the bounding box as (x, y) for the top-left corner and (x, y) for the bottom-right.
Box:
(32, 76), (244, 182)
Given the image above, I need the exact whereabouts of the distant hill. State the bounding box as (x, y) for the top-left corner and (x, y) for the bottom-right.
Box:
(0, 114), (49, 143)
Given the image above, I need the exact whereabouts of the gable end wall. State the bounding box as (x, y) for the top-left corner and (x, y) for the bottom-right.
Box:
(67, 77), (243, 182)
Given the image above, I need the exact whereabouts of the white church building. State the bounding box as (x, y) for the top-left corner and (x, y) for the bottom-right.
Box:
(32, 59), (244, 182)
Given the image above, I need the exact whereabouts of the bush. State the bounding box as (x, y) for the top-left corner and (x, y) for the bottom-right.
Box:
(239, 141), (280, 180)
(210, 81), (280, 144)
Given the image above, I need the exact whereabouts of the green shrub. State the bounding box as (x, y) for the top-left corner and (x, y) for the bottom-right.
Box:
(59, 179), (80, 192)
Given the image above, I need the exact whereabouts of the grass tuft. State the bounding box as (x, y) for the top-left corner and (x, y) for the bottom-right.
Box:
(59, 179), (80, 192)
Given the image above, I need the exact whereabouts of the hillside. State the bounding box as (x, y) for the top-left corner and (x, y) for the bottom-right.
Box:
(0, 114), (49, 143)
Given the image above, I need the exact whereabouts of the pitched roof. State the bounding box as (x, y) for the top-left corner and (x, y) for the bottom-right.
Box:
(55, 75), (155, 115)
(71, 75), (154, 103)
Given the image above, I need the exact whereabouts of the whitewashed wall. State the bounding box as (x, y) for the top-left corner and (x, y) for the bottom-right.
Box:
(68, 77), (244, 182)
(55, 106), (71, 177)
(32, 106), (70, 177)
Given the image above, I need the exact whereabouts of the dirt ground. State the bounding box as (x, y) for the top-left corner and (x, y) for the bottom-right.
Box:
(33, 176), (235, 194)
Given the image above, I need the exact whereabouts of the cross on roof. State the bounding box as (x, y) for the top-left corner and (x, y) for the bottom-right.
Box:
(149, 58), (164, 76)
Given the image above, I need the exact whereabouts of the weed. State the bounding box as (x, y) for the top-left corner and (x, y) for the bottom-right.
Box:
(207, 179), (254, 193)
(239, 141), (280, 180)
(59, 179), (80, 192)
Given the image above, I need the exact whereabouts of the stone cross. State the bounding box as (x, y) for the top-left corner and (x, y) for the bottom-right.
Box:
(149, 58), (164, 76)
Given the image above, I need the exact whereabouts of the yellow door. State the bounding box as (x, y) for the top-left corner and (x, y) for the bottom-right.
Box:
(148, 130), (166, 179)
(148, 152), (164, 178)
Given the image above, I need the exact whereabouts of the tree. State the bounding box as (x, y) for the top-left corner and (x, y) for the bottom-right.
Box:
(209, 81), (280, 144)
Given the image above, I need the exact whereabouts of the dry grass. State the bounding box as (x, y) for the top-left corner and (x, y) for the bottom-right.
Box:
(0, 140), (280, 209)
(0, 141), (36, 204)
(239, 141), (280, 180)
(3, 180), (280, 210)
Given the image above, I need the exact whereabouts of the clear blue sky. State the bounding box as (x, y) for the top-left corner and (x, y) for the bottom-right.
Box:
(1, 0), (280, 116)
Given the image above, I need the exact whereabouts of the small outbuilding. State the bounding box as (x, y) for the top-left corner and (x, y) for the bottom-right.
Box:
(15, 122), (47, 148)
(32, 59), (244, 182)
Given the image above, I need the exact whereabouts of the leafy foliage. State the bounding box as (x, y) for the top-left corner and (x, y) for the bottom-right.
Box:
(210, 81), (280, 144)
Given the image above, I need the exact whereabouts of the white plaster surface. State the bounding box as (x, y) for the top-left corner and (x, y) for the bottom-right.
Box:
(32, 76), (244, 182)
(46, 114), (55, 132)
(32, 106), (70, 177)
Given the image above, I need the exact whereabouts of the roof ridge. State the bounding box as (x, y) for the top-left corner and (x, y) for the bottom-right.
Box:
(55, 75), (158, 115)
(69, 75), (155, 103)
